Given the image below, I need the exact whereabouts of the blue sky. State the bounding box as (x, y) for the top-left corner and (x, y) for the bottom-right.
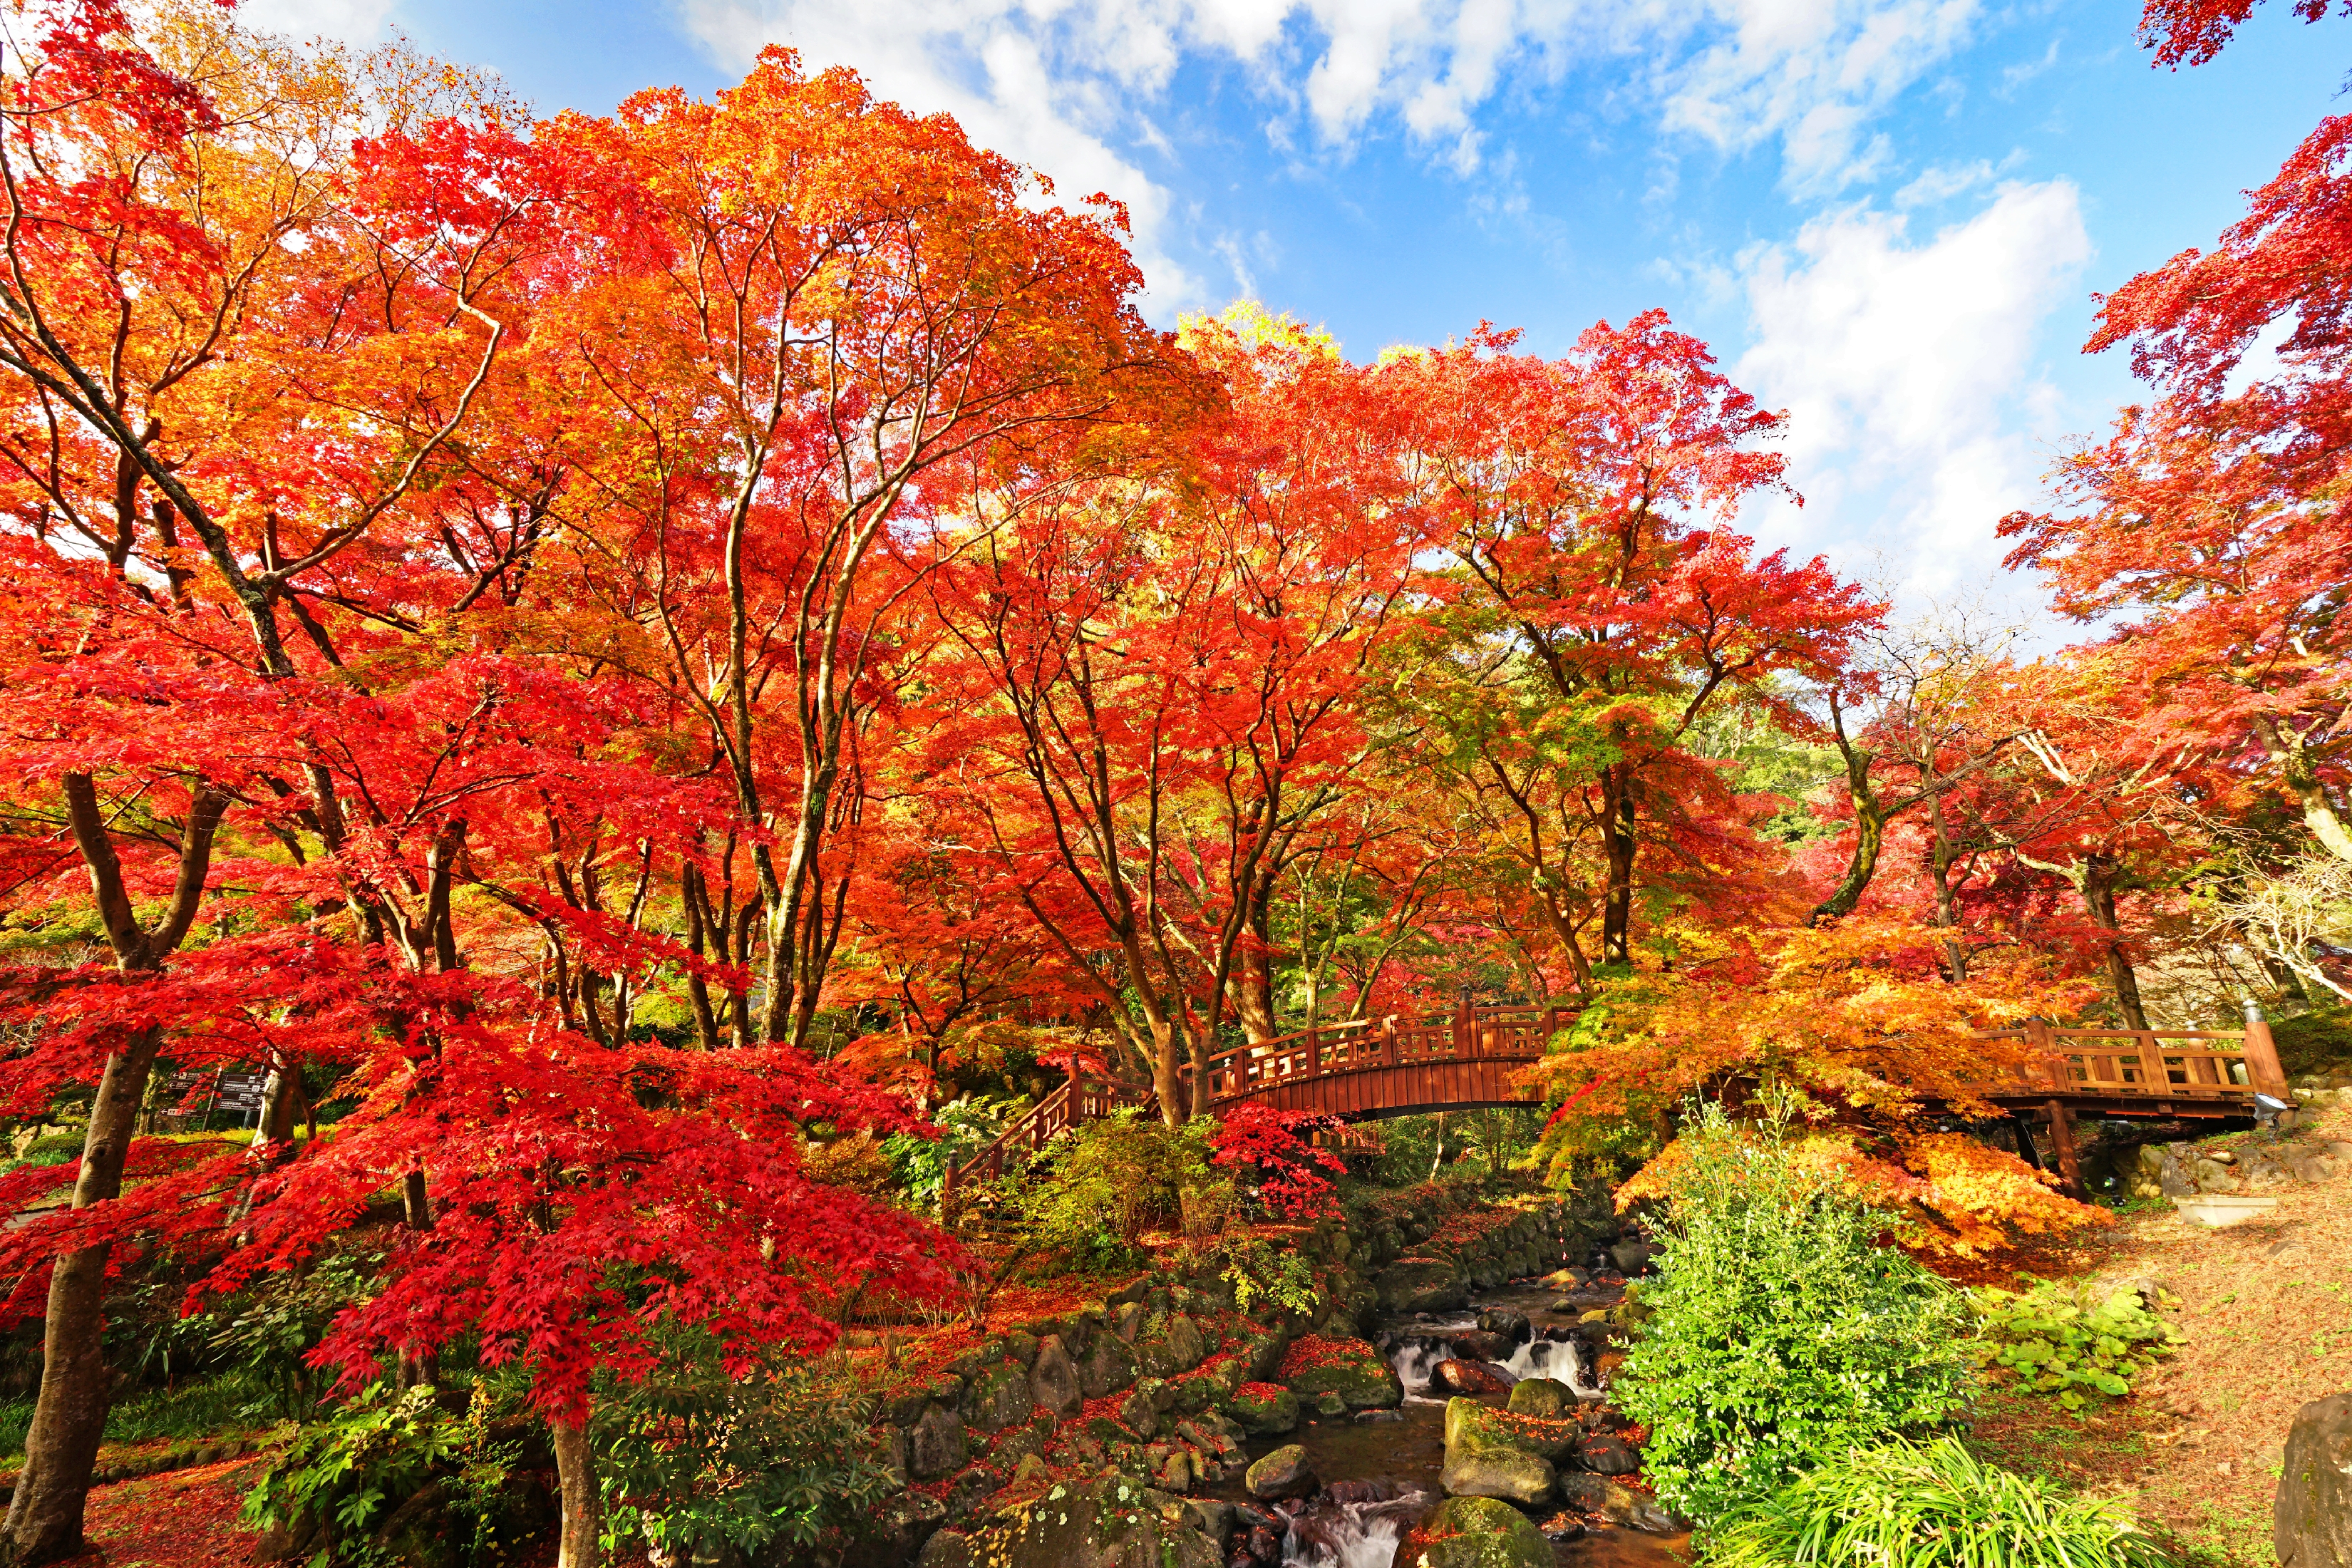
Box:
(250, 0), (2349, 613)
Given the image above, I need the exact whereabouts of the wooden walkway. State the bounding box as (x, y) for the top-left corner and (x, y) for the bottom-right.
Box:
(940, 1001), (2288, 1197)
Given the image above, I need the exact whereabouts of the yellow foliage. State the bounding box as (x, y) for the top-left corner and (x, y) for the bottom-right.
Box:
(1545, 917), (2108, 1254)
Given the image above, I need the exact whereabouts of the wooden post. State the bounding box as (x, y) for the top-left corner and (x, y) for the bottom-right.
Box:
(2043, 1098), (2085, 1198)
(1455, 989), (1472, 1056)
(2242, 1001), (2290, 1100)
(2008, 1111), (2044, 1172)
(1307, 1026), (1321, 1077)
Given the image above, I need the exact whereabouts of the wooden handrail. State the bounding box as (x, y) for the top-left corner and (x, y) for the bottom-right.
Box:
(941, 1014), (2273, 1197)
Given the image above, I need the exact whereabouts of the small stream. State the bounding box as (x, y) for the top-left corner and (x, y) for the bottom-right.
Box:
(1204, 1275), (1690, 1568)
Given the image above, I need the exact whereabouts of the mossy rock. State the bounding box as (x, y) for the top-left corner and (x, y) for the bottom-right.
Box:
(956, 1476), (1222, 1568)
(1401, 1495), (1553, 1568)
(1505, 1378), (1574, 1418)
(1228, 1385), (1299, 1435)
(1375, 1257), (1467, 1314)
(1136, 1313), (1207, 1378)
(1281, 1339), (1403, 1410)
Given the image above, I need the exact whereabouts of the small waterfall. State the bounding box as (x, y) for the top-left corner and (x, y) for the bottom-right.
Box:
(1282, 1485), (1430, 1568)
(1388, 1329), (1604, 1402)
(1388, 1336), (1453, 1401)
(1500, 1334), (1605, 1398)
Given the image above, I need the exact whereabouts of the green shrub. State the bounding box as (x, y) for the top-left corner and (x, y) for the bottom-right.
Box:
(1018, 1108), (1212, 1267)
(1615, 1100), (1975, 1521)
(1703, 1434), (2173, 1568)
(594, 1330), (896, 1561)
(1966, 1279), (2181, 1409)
(882, 1094), (1021, 1206)
(240, 1382), (529, 1568)
(1196, 1230), (1320, 1316)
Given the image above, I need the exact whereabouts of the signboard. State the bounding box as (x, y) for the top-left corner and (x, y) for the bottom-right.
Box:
(163, 1068), (271, 1128)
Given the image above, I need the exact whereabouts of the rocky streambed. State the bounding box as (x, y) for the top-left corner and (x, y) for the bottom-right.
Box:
(887, 1187), (1686, 1568)
(1197, 1263), (1688, 1568)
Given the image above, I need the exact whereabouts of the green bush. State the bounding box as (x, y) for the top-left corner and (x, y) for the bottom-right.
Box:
(1703, 1434), (2173, 1568)
(1615, 1101), (1975, 1521)
(1018, 1108), (1212, 1268)
(594, 1330), (896, 1562)
(240, 1382), (530, 1568)
(882, 1094), (1021, 1206)
(1966, 1279), (2181, 1409)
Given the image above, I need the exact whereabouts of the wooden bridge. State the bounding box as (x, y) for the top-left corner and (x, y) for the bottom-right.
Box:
(939, 1000), (2287, 1198)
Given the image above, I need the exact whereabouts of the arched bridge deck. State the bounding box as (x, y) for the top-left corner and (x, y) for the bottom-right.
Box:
(941, 1003), (2274, 1195)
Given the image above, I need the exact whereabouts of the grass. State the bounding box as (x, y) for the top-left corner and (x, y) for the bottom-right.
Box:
(1706, 1435), (2175, 1568)
(0, 1366), (282, 1472)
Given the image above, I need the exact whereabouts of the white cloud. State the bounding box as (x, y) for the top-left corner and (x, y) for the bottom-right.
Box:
(1894, 157), (1996, 207)
(1734, 180), (2092, 600)
(1657, 0), (1980, 190)
(238, 0), (400, 46)
(677, 0), (1996, 309)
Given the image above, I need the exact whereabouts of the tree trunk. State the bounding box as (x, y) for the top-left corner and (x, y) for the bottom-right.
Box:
(395, 1170), (440, 1389)
(1149, 1015), (1185, 1128)
(550, 1418), (602, 1568)
(1, 1024), (166, 1565)
(2081, 855), (2150, 1031)
(1815, 728), (1886, 921)
(1601, 781), (1636, 965)
(1926, 794), (1969, 981)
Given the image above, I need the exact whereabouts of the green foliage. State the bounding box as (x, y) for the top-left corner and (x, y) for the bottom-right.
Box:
(9, 1131), (83, 1170)
(1202, 1231), (1321, 1316)
(0, 1368), (290, 1465)
(882, 1094), (1019, 1206)
(243, 1384), (452, 1564)
(1703, 1435), (2175, 1568)
(242, 1381), (534, 1568)
(1617, 1100), (1976, 1522)
(209, 1249), (384, 1418)
(1966, 1279), (2182, 1409)
(1018, 1108), (1212, 1267)
(594, 1330), (897, 1560)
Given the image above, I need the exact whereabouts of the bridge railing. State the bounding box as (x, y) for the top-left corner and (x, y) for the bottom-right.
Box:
(1189, 1000), (1579, 1110)
(1971, 1020), (2266, 1105)
(940, 1073), (1152, 1197)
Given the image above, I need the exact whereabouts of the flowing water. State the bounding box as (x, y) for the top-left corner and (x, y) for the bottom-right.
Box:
(1205, 1275), (1690, 1568)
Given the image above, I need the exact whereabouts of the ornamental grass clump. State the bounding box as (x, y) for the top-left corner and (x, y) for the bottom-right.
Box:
(1615, 1100), (1974, 1521)
(1704, 1434), (2174, 1568)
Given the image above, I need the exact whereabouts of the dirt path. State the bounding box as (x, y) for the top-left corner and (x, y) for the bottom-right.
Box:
(1962, 1103), (2352, 1567)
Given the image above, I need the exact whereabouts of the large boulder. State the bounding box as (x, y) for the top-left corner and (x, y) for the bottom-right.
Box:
(1440, 1398), (1568, 1506)
(841, 1490), (949, 1568)
(1137, 1314), (1208, 1378)
(1505, 1378), (1575, 1419)
(2279, 1392), (2352, 1568)
(1398, 1495), (1553, 1568)
(1433, 1359), (1514, 1396)
(910, 1402), (968, 1480)
(965, 1359), (1034, 1433)
(952, 1477), (1222, 1568)
(1280, 1336), (1405, 1409)
(1030, 1334), (1082, 1418)
(1078, 1330), (1141, 1400)
(1376, 1257), (1468, 1314)
(1244, 1444), (1319, 1501)
(1229, 1383), (1301, 1435)
(1445, 1398), (1579, 1463)
(1574, 1433), (1639, 1475)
